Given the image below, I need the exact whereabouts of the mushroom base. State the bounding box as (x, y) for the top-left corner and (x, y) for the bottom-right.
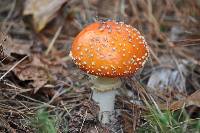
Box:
(91, 77), (122, 124)
(92, 89), (117, 124)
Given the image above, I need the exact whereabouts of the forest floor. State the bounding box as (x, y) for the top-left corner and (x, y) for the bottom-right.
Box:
(0, 0), (200, 133)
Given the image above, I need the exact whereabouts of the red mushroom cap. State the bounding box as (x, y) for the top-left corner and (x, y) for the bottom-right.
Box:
(71, 21), (149, 77)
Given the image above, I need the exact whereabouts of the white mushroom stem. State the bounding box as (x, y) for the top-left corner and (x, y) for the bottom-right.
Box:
(91, 77), (122, 124)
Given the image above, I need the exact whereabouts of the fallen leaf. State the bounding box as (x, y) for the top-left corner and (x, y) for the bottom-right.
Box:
(23, 0), (68, 31)
(14, 65), (50, 93)
(0, 32), (30, 59)
(186, 90), (200, 106)
(12, 54), (70, 93)
(169, 90), (200, 111)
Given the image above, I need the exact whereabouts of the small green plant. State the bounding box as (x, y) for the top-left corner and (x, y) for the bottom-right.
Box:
(31, 109), (57, 133)
(138, 97), (200, 133)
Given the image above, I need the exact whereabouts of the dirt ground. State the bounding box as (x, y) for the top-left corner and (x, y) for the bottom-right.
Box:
(0, 0), (200, 133)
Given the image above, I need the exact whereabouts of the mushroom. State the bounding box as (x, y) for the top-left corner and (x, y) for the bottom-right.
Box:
(71, 20), (149, 124)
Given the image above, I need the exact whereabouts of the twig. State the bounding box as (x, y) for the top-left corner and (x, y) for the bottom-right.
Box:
(61, 101), (72, 118)
(45, 26), (63, 55)
(3, 82), (32, 93)
(48, 80), (73, 104)
(170, 38), (200, 47)
(0, 55), (28, 80)
(149, 47), (161, 64)
(79, 110), (88, 132)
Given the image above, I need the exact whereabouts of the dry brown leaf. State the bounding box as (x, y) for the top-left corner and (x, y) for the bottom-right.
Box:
(12, 54), (70, 93)
(0, 32), (30, 58)
(14, 65), (50, 93)
(11, 55), (50, 93)
(23, 0), (68, 31)
(169, 90), (200, 111)
(186, 90), (200, 107)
